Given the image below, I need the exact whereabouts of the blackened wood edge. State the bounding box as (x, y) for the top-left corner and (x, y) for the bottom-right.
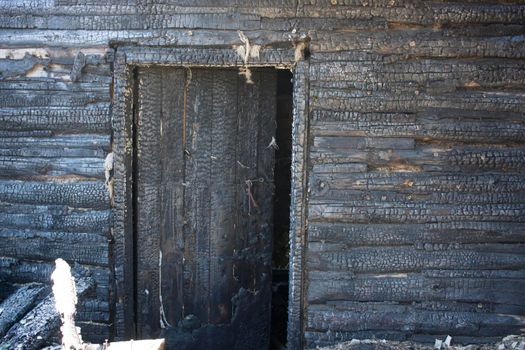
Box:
(112, 50), (135, 340)
(287, 60), (310, 350)
(111, 46), (307, 342)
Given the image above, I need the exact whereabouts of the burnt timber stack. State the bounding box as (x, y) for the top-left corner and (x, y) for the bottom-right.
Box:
(0, 1), (524, 349)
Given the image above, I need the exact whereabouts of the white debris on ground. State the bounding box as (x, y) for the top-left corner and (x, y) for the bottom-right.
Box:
(317, 335), (525, 350)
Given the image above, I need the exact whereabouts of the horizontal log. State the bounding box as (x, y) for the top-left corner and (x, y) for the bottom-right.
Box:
(0, 258), (109, 300)
(298, 3), (525, 25)
(0, 229), (109, 266)
(0, 81), (108, 94)
(0, 206), (110, 232)
(0, 90), (109, 108)
(311, 88), (525, 113)
(0, 135), (109, 158)
(0, 105), (110, 133)
(0, 283), (47, 336)
(310, 187), (525, 205)
(0, 13), (261, 31)
(308, 222), (525, 246)
(0, 1), (296, 16)
(307, 246), (525, 273)
(307, 270), (525, 306)
(306, 304), (525, 336)
(0, 130), (53, 138)
(313, 136), (415, 150)
(0, 156), (105, 178)
(310, 59), (525, 91)
(0, 276), (94, 350)
(0, 180), (109, 209)
(77, 299), (110, 323)
(311, 30), (525, 58)
(0, 29), (290, 47)
(310, 145), (525, 172)
(308, 202), (525, 224)
(1, 1), (523, 26)
(310, 172), (525, 194)
(0, 135), (109, 149)
(311, 109), (525, 143)
(0, 57), (110, 81)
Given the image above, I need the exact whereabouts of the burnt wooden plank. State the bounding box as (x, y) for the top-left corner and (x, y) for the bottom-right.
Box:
(234, 68), (260, 294)
(111, 52), (133, 339)
(0, 283), (47, 337)
(310, 145), (525, 173)
(0, 180), (108, 209)
(183, 68), (213, 323)
(0, 229), (108, 266)
(311, 30), (525, 58)
(311, 88), (525, 114)
(308, 222), (525, 246)
(0, 13), (261, 31)
(311, 109), (525, 144)
(135, 67), (162, 338)
(0, 134), (109, 150)
(297, 2), (525, 25)
(0, 276), (94, 349)
(307, 245), (525, 273)
(310, 172), (525, 194)
(0, 204), (110, 232)
(308, 201), (525, 224)
(310, 59), (525, 91)
(0, 156), (105, 179)
(77, 298), (110, 323)
(306, 303), (525, 336)
(159, 67), (186, 327)
(208, 69), (238, 324)
(0, 90), (109, 108)
(313, 136), (415, 151)
(307, 270), (525, 306)
(0, 106), (110, 133)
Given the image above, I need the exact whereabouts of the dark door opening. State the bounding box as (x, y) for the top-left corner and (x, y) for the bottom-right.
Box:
(270, 70), (293, 350)
(132, 67), (293, 350)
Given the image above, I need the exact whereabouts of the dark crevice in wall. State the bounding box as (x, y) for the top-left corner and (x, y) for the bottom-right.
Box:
(131, 67), (140, 339)
(270, 69), (293, 350)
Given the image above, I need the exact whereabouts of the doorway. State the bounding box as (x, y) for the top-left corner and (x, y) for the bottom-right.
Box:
(131, 66), (292, 349)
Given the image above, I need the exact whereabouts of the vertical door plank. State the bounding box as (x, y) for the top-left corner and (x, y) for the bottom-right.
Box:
(136, 67), (162, 338)
(209, 69), (238, 324)
(159, 67), (186, 326)
(183, 69), (213, 323)
(235, 72), (261, 291)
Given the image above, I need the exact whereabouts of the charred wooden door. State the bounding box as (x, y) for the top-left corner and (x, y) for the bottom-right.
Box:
(134, 67), (276, 349)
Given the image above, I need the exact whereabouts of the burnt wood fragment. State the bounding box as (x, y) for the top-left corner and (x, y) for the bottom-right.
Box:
(0, 283), (48, 337)
(0, 276), (94, 350)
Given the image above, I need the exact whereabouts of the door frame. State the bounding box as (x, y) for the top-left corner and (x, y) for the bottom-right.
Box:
(111, 46), (309, 349)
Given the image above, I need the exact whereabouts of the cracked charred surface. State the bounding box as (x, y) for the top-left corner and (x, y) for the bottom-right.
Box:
(0, 0), (524, 348)
(134, 67), (276, 349)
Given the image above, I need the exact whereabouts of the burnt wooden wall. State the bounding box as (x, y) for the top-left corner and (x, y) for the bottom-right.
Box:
(1, 0), (524, 347)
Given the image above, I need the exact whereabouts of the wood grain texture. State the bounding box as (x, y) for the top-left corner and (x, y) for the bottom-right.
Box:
(1, 1), (525, 347)
(134, 67), (276, 349)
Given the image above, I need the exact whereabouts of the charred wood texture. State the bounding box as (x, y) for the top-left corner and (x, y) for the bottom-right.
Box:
(1, 0), (524, 348)
(0, 283), (48, 337)
(0, 276), (94, 350)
